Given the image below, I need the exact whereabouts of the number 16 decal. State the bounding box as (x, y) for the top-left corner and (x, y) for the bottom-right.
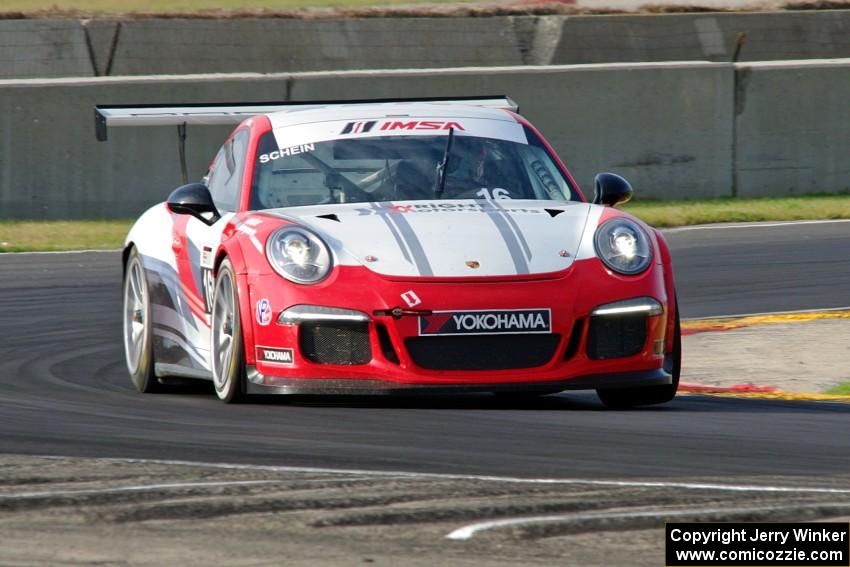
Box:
(475, 187), (511, 200)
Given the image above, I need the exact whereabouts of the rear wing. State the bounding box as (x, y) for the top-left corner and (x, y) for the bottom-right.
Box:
(94, 96), (519, 142)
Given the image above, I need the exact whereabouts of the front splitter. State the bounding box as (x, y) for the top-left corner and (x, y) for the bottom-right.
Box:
(244, 366), (671, 396)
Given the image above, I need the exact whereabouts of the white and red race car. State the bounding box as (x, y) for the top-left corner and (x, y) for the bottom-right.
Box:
(97, 97), (679, 407)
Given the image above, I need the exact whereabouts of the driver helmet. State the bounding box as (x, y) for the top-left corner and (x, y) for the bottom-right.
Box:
(445, 137), (502, 187)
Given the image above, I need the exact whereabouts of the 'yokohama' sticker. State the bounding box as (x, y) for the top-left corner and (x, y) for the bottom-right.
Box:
(418, 309), (551, 336)
(256, 346), (294, 365)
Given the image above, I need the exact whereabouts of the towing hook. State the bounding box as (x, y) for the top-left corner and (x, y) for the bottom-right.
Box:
(373, 307), (434, 319)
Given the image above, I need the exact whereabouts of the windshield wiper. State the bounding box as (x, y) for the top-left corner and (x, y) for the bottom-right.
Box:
(434, 127), (455, 199)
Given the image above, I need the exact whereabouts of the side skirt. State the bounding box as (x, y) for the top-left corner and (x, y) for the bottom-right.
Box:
(155, 363), (213, 381)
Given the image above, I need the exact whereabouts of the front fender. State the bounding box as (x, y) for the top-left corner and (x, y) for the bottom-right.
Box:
(653, 228), (678, 349)
(215, 226), (258, 366)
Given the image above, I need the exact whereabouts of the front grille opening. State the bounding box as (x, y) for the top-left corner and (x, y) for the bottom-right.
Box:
(586, 314), (647, 360)
(299, 322), (372, 365)
(376, 323), (400, 365)
(563, 318), (584, 361)
(404, 334), (561, 371)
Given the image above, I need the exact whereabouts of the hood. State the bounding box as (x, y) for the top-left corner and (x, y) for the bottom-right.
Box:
(266, 200), (594, 278)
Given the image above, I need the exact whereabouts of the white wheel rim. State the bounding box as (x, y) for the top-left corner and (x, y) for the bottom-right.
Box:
(123, 259), (146, 374)
(212, 271), (235, 392)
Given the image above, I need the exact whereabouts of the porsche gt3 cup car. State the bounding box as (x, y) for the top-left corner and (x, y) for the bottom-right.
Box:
(99, 96), (680, 407)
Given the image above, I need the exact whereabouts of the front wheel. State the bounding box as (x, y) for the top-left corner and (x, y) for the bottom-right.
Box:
(596, 304), (681, 409)
(123, 248), (160, 393)
(211, 259), (246, 403)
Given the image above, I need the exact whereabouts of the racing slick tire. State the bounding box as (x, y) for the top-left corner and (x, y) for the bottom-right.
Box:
(211, 259), (247, 403)
(123, 247), (161, 393)
(596, 304), (681, 409)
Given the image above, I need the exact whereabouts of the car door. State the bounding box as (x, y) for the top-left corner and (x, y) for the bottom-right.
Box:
(171, 129), (249, 371)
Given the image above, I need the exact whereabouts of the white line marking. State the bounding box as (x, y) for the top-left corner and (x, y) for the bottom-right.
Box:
(663, 218), (850, 233)
(34, 455), (850, 495)
(0, 480), (277, 500)
(446, 502), (850, 540)
(447, 508), (723, 540)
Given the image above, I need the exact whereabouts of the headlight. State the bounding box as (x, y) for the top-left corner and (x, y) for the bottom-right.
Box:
(593, 218), (652, 275)
(266, 227), (332, 284)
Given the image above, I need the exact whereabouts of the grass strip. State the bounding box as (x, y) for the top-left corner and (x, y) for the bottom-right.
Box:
(622, 194), (850, 228)
(5, 0), (850, 17)
(826, 383), (850, 396)
(0, 194), (848, 252)
(3, 0), (476, 13)
(0, 220), (131, 252)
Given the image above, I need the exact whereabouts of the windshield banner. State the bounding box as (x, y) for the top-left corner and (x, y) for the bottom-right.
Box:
(270, 117), (528, 149)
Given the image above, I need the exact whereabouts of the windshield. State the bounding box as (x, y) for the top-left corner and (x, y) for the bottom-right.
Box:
(249, 128), (578, 210)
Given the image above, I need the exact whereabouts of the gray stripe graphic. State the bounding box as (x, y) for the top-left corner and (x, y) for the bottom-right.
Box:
(153, 322), (192, 348)
(480, 201), (529, 274)
(384, 204), (434, 277)
(142, 255), (200, 332)
(152, 321), (208, 369)
(491, 199), (533, 261)
(371, 203), (413, 265)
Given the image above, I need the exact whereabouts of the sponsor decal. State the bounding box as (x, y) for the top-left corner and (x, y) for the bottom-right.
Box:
(355, 202), (542, 216)
(258, 144), (316, 163)
(340, 121), (377, 135)
(201, 268), (215, 313)
(379, 120), (464, 132)
(199, 246), (216, 313)
(340, 120), (465, 135)
(401, 290), (422, 308)
(256, 298), (272, 326)
(419, 309), (552, 336)
(200, 246), (214, 269)
(256, 346), (294, 365)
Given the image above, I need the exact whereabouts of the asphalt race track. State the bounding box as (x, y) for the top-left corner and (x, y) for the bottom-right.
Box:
(669, 220), (850, 318)
(1, 220), (849, 479)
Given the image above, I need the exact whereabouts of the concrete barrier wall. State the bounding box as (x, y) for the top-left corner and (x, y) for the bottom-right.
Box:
(0, 20), (93, 78)
(734, 60), (850, 197)
(0, 62), (734, 219)
(4, 12), (850, 79)
(106, 18), (524, 75)
(290, 63), (734, 200)
(0, 59), (847, 220)
(548, 11), (850, 64)
(0, 74), (288, 219)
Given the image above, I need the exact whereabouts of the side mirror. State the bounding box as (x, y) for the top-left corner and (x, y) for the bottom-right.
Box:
(166, 183), (221, 226)
(592, 173), (634, 207)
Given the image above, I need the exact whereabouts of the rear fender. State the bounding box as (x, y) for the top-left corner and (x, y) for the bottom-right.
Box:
(123, 204), (175, 271)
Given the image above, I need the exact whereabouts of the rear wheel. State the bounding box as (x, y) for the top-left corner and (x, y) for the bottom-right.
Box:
(596, 304), (681, 409)
(211, 259), (246, 403)
(123, 248), (160, 393)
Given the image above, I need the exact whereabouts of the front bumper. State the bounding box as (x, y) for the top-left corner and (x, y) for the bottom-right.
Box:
(245, 258), (671, 391)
